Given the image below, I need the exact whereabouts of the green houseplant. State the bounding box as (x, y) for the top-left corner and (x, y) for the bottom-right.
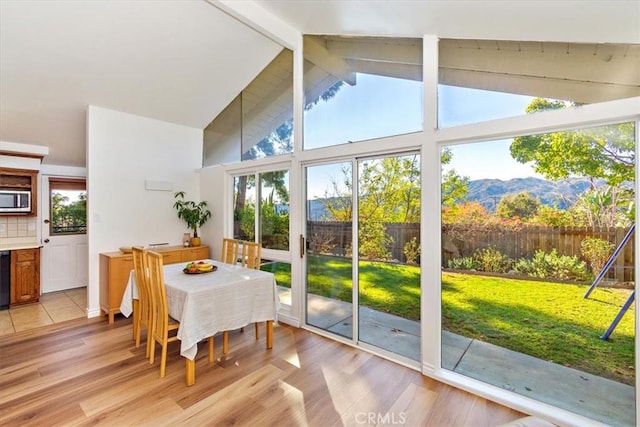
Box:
(173, 191), (211, 246)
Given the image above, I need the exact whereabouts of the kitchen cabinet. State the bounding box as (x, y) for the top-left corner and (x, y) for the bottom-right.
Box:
(99, 245), (209, 323)
(0, 168), (38, 216)
(180, 246), (209, 262)
(10, 247), (40, 305)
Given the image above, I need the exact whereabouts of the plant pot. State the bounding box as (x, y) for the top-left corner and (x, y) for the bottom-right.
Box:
(190, 237), (201, 247)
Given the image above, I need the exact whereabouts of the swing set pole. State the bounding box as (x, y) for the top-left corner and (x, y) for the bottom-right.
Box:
(584, 224), (635, 299)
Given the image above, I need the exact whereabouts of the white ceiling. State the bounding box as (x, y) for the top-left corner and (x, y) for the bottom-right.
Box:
(1, 0), (638, 167)
(0, 0), (281, 166)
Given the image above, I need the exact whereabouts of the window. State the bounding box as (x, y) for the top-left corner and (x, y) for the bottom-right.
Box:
(438, 39), (639, 127)
(303, 35), (423, 150)
(203, 48), (294, 165)
(49, 178), (86, 235)
(233, 170), (290, 251)
(440, 121), (636, 425)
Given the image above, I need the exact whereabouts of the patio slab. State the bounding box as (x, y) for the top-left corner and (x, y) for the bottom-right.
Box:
(455, 339), (635, 427)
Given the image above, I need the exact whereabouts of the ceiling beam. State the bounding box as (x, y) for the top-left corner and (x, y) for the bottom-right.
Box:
(440, 68), (640, 104)
(348, 59), (422, 82)
(440, 44), (639, 87)
(304, 36), (356, 86)
(326, 38), (422, 65)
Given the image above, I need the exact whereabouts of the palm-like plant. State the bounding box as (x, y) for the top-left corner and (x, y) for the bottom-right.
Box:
(173, 191), (211, 238)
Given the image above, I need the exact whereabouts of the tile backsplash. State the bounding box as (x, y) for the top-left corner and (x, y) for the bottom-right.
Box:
(0, 216), (37, 239)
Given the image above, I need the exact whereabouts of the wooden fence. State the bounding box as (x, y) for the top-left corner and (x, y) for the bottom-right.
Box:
(306, 221), (635, 282)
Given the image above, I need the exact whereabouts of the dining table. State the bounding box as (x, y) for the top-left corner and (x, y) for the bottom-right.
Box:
(120, 258), (280, 386)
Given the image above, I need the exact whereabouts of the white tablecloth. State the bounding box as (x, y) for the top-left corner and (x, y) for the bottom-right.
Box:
(120, 259), (279, 360)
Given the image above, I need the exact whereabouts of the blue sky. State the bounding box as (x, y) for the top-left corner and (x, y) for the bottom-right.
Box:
(303, 74), (543, 198)
(439, 85), (543, 181)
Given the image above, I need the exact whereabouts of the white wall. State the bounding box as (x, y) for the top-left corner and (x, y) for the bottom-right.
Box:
(86, 106), (203, 317)
(198, 165), (226, 261)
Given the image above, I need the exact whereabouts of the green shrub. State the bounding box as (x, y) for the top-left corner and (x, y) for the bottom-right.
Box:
(358, 221), (392, 260)
(581, 237), (615, 276)
(514, 249), (591, 281)
(403, 237), (420, 264)
(448, 256), (478, 270)
(473, 246), (512, 273)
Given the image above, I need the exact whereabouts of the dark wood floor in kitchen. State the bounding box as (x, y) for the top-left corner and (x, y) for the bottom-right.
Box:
(0, 316), (529, 426)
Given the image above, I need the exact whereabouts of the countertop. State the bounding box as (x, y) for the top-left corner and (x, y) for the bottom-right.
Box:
(0, 242), (43, 251)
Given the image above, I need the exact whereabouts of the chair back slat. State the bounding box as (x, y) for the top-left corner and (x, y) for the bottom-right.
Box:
(221, 238), (240, 264)
(147, 251), (170, 341)
(132, 246), (153, 355)
(132, 247), (151, 325)
(241, 242), (262, 270)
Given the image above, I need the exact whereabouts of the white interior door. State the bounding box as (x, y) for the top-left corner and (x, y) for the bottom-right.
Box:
(40, 176), (88, 293)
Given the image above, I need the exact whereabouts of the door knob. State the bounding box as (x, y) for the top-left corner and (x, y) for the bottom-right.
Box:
(44, 219), (50, 224)
(44, 239), (50, 243)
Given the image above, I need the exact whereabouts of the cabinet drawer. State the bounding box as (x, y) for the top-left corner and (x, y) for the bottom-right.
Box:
(162, 251), (182, 265)
(15, 249), (37, 262)
(181, 247), (209, 262)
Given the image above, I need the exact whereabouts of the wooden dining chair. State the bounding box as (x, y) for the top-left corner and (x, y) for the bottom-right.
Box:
(221, 238), (240, 264)
(147, 251), (213, 377)
(132, 246), (153, 359)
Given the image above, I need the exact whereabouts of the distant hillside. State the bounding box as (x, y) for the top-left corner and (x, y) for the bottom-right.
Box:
(467, 177), (597, 212)
(307, 177), (599, 220)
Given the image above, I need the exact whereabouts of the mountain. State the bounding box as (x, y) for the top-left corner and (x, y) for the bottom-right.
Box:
(467, 177), (596, 212)
(306, 177), (598, 220)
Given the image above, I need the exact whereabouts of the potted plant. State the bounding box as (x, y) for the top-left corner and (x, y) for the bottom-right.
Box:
(173, 191), (211, 247)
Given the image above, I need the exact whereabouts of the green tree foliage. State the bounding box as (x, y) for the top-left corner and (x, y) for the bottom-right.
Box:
(529, 205), (574, 226)
(358, 155), (421, 223)
(569, 185), (634, 227)
(359, 221), (393, 260)
(442, 201), (491, 225)
(322, 164), (353, 221)
(51, 192), (86, 233)
(321, 155), (426, 260)
(441, 147), (470, 207)
(234, 171), (290, 242)
(496, 191), (541, 220)
(510, 98), (635, 186)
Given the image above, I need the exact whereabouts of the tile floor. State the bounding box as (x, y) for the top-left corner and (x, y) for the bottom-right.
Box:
(0, 287), (87, 335)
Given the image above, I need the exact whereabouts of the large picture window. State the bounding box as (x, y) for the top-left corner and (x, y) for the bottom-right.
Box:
(440, 120), (636, 426)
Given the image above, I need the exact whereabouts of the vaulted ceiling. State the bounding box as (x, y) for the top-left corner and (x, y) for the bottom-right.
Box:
(1, 0), (638, 167)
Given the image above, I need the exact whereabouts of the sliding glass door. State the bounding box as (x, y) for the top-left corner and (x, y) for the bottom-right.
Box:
(304, 154), (421, 361)
(305, 162), (354, 339)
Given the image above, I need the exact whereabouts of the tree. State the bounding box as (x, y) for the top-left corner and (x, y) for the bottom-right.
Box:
(529, 205), (573, 227)
(442, 201), (490, 225)
(510, 98), (635, 187)
(496, 191), (541, 220)
(569, 185), (634, 227)
(441, 147), (469, 207)
(51, 191), (87, 233)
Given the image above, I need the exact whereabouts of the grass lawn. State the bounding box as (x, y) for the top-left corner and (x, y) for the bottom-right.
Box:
(300, 255), (635, 385)
(443, 272), (635, 385)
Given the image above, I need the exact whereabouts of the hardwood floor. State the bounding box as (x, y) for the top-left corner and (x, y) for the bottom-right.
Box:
(0, 315), (529, 426)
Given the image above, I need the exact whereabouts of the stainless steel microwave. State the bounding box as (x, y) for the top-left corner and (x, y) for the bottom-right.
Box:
(0, 190), (31, 213)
